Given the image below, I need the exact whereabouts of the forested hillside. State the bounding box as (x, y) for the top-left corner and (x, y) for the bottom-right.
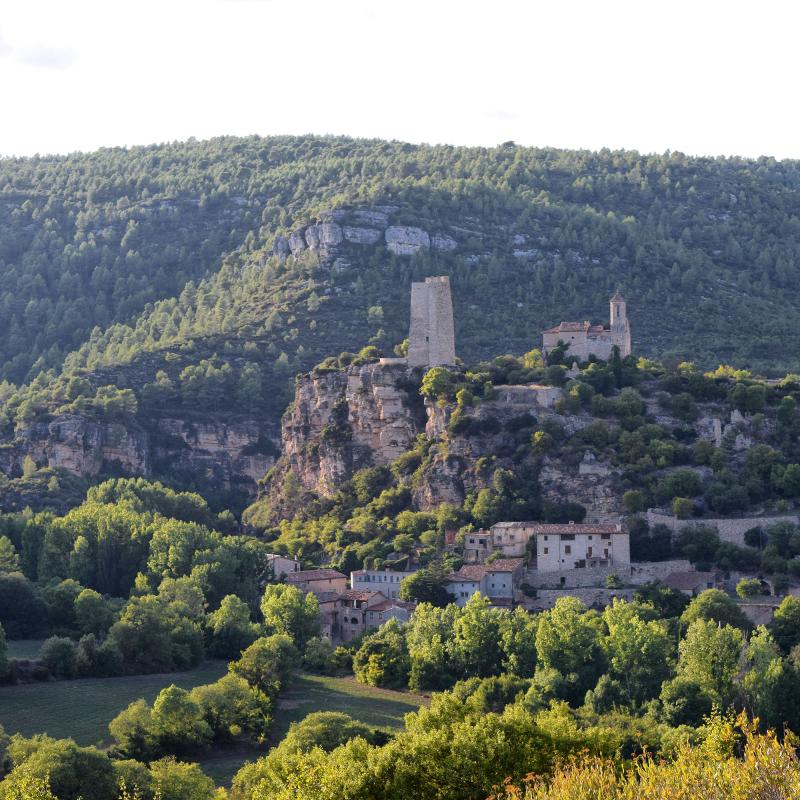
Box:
(4, 136), (800, 507)
(3, 135), (800, 385)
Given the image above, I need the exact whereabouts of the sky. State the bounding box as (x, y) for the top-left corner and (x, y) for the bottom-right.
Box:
(2, 0), (799, 159)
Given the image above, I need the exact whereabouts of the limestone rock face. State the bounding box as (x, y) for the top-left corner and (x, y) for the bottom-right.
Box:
(385, 226), (430, 255)
(431, 233), (457, 252)
(262, 363), (426, 514)
(343, 226), (382, 245)
(288, 231), (306, 256)
(352, 208), (390, 227)
(155, 419), (276, 487)
(273, 235), (290, 260)
(0, 416), (149, 478)
(319, 222), (343, 247)
(0, 414), (278, 496)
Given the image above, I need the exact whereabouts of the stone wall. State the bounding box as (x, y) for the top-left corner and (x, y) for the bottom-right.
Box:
(525, 564), (632, 589)
(646, 509), (799, 547)
(629, 558), (694, 583)
(523, 586), (636, 611)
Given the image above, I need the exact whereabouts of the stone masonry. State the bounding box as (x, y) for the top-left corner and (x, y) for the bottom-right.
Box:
(408, 276), (456, 368)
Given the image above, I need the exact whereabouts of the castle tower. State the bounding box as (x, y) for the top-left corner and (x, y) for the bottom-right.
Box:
(407, 276), (456, 368)
(610, 292), (627, 331)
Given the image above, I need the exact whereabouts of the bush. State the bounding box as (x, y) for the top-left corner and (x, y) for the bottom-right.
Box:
(736, 578), (762, 600)
(39, 637), (78, 679)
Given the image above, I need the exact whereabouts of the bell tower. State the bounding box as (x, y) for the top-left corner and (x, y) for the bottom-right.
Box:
(610, 292), (627, 331)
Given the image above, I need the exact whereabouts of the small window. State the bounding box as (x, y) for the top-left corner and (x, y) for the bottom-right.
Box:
(543, 547), (549, 555)
(564, 545), (572, 554)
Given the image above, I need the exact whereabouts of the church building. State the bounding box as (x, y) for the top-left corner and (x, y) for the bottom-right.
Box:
(542, 293), (632, 361)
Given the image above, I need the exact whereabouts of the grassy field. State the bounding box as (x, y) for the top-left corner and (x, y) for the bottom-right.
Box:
(0, 660), (228, 746)
(270, 671), (427, 742)
(5, 639), (46, 660)
(0, 664), (426, 787)
(198, 671), (428, 785)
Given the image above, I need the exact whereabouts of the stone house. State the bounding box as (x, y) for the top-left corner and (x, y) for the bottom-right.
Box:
(542, 293), (632, 361)
(445, 559), (524, 607)
(286, 569), (348, 596)
(337, 590), (388, 642)
(265, 554), (301, 581)
(534, 522), (630, 572)
(365, 598), (416, 631)
(467, 522), (630, 574)
(464, 531), (493, 562)
(350, 567), (418, 600)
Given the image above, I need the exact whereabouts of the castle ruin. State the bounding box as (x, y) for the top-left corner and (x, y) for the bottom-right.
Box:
(407, 276), (456, 368)
(542, 293), (632, 361)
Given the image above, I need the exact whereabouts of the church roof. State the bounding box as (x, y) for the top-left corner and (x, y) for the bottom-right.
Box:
(543, 322), (608, 335)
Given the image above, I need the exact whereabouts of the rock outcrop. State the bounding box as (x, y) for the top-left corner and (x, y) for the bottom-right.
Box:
(0, 414), (278, 498)
(385, 226), (431, 255)
(273, 362), (426, 504)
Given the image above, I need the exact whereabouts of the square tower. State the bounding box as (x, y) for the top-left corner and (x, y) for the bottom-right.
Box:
(408, 276), (456, 368)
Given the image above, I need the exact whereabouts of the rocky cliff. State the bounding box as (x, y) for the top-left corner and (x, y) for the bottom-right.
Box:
(256, 361), (427, 520)
(248, 362), (623, 525)
(0, 414), (279, 506)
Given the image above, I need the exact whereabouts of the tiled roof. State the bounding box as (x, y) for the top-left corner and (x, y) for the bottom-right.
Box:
(543, 322), (611, 335)
(340, 589), (384, 602)
(492, 522), (622, 535)
(369, 599), (416, 612)
(447, 564), (488, 582)
(663, 571), (716, 591)
(315, 591), (342, 603)
(486, 558), (524, 573)
(287, 569), (347, 582)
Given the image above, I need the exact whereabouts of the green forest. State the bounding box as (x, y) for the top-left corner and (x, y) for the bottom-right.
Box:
(4, 136), (800, 798)
(3, 135), (800, 434)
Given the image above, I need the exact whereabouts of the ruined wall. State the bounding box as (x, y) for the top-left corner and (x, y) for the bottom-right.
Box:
(646, 509), (799, 547)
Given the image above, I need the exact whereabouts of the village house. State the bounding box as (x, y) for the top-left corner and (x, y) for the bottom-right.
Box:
(533, 522), (630, 572)
(337, 590), (389, 642)
(365, 598), (416, 631)
(315, 591), (343, 640)
(265, 554), (301, 581)
(464, 521), (630, 573)
(286, 568), (348, 595)
(350, 567), (417, 600)
(445, 559), (524, 607)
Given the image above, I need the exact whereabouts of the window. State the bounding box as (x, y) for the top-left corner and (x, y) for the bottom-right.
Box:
(543, 547), (549, 555)
(564, 545), (572, 554)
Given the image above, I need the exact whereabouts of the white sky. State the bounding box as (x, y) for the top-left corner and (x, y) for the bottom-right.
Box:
(1, 0), (799, 159)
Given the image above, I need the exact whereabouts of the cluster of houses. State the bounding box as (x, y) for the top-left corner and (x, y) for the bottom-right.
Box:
(267, 562), (417, 642)
(266, 520), (644, 640)
(266, 516), (754, 640)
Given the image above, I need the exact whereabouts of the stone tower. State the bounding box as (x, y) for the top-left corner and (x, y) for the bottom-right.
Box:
(407, 276), (456, 368)
(610, 292), (627, 330)
(609, 292), (632, 356)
